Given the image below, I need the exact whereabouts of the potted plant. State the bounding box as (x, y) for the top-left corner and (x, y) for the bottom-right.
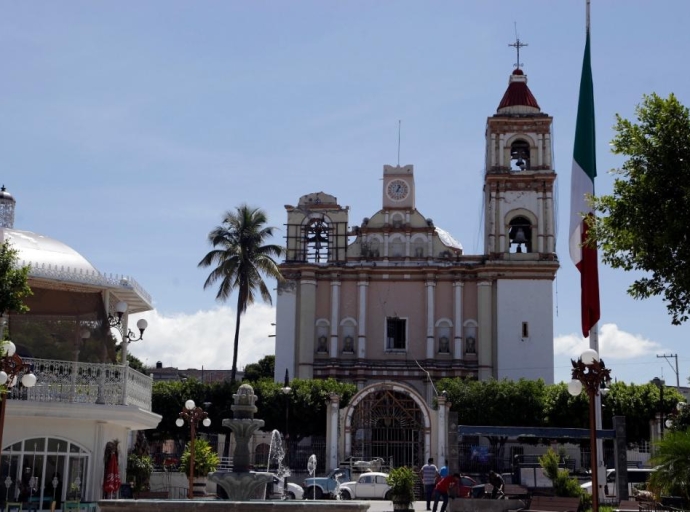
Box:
(180, 438), (220, 496)
(126, 453), (154, 495)
(387, 466), (416, 511)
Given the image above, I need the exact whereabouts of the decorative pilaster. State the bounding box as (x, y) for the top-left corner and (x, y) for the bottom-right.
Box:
(330, 277), (341, 357)
(453, 281), (464, 360)
(426, 278), (436, 359)
(477, 280), (493, 380)
(357, 276), (368, 358)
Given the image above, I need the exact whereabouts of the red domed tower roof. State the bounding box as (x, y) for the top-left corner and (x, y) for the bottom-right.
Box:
(497, 69), (540, 113)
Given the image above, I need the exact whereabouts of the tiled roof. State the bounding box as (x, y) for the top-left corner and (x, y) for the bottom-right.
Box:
(497, 69), (540, 111)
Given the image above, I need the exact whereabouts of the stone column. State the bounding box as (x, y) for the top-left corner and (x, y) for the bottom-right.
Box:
(437, 393), (448, 468)
(298, 272), (317, 379)
(357, 275), (368, 359)
(453, 281), (464, 360)
(477, 280), (493, 380)
(426, 277), (436, 359)
(330, 276), (341, 357)
(326, 393), (341, 471)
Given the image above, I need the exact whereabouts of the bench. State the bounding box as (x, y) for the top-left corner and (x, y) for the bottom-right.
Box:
(527, 496), (580, 512)
(616, 500), (640, 512)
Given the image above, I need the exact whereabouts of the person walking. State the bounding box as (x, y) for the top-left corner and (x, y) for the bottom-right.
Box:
(432, 471), (460, 512)
(419, 457), (439, 510)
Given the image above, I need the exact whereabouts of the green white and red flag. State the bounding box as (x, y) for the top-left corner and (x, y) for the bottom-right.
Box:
(569, 29), (600, 338)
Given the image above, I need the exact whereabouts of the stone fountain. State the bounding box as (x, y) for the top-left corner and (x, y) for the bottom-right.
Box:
(98, 382), (369, 511)
(208, 383), (273, 500)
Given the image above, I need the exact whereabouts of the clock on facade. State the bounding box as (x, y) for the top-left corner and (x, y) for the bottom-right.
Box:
(386, 179), (409, 201)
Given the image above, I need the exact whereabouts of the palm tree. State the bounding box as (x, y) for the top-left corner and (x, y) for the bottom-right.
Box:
(198, 205), (284, 384)
(648, 430), (690, 502)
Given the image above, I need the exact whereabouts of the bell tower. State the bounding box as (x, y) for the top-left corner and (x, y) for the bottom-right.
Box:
(483, 67), (556, 259)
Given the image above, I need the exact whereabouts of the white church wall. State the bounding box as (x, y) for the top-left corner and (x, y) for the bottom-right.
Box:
(274, 281), (297, 382)
(502, 190), (540, 214)
(495, 279), (554, 384)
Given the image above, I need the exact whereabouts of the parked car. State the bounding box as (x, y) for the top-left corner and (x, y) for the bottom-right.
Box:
(254, 472), (304, 500)
(581, 468), (656, 498)
(456, 475), (485, 498)
(303, 467), (352, 499)
(339, 471), (391, 500)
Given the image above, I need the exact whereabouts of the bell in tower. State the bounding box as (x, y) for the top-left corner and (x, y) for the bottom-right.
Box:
(483, 40), (556, 259)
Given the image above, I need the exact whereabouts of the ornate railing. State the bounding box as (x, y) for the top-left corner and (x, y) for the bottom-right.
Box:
(8, 358), (153, 411)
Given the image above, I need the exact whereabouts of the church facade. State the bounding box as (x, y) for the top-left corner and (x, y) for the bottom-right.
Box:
(274, 67), (558, 470)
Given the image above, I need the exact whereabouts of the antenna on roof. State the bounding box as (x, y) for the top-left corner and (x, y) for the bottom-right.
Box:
(508, 22), (528, 69)
(397, 120), (402, 166)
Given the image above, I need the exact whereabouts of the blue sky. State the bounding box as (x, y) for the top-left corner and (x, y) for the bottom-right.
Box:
(3, 1), (689, 386)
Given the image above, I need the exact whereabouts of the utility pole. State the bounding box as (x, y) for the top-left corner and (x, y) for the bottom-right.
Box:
(657, 354), (680, 388)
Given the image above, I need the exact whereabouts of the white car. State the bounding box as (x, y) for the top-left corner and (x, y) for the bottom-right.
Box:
(255, 472), (304, 500)
(339, 471), (391, 500)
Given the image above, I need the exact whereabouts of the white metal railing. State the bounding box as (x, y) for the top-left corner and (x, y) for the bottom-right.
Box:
(9, 358), (153, 411)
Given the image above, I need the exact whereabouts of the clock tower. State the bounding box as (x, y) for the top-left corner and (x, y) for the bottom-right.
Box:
(382, 164), (415, 209)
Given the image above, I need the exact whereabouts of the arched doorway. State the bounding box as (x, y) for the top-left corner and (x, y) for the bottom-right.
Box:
(346, 383), (428, 468)
(1, 437), (90, 510)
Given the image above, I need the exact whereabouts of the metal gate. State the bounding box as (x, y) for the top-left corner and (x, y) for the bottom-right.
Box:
(350, 388), (424, 468)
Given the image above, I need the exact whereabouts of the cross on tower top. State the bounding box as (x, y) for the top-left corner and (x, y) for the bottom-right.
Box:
(508, 33), (528, 70)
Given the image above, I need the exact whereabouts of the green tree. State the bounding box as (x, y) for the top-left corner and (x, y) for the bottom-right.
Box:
(243, 355), (275, 382)
(590, 93), (690, 324)
(198, 205), (284, 384)
(0, 240), (32, 318)
(648, 430), (690, 501)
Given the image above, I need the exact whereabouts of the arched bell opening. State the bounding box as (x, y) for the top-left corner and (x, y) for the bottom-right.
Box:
(302, 217), (331, 263)
(510, 139), (530, 171)
(508, 216), (532, 253)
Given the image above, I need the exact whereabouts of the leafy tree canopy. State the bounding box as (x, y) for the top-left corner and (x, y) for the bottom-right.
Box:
(590, 93), (690, 324)
(243, 355), (275, 382)
(0, 240), (32, 317)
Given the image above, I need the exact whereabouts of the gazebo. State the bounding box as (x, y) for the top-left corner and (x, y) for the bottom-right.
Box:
(0, 186), (160, 509)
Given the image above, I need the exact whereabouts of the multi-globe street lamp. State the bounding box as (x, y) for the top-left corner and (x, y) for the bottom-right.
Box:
(176, 400), (211, 499)
(0, 340), (37, 454)
(568, 348), (611, 512)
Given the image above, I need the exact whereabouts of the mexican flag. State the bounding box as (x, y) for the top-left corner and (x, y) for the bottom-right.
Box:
(569, 30), (601, 338)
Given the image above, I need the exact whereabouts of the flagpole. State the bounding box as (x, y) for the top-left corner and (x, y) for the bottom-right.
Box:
(585, 0), (605, 502)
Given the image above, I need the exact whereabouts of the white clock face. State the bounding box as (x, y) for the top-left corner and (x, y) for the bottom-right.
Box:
(387, 179), (409, 201)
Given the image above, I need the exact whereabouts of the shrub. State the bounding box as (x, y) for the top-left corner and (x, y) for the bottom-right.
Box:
(387, 466), (416, 504)
(179, 438), (220, 477)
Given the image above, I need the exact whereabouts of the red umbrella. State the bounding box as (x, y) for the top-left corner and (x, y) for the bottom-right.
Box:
(103, 452), (121, 497)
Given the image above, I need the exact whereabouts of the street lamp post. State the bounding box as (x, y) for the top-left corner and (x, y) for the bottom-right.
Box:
(568, 348), (611, 512)
(0, 340), (37, 454)
(652, 377), (665, 438)
(281, 369), (291, 498)
(176, 399), (211, 499)
(107, 301), (148, 364)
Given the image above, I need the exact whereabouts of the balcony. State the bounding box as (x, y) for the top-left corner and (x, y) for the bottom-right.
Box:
(7, 358), (153, 411)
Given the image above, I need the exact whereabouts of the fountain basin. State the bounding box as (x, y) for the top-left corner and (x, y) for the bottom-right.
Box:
(98, 500), (370, 512)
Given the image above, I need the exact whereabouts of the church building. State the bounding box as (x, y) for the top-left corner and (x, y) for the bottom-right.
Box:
(274, 66), (558, 471)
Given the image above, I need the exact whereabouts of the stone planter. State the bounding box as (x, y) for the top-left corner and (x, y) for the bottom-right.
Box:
(193, 476), (208, 496)
(392, 499), (414, 512)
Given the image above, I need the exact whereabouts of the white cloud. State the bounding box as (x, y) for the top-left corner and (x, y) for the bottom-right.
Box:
(554, 323), (663, 360)
(128, 305), (277, 371)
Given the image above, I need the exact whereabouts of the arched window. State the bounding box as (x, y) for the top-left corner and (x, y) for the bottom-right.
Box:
(510, 139), (530, 171)
(508, 216), (532, 253)
(1, 437), (90, 504)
